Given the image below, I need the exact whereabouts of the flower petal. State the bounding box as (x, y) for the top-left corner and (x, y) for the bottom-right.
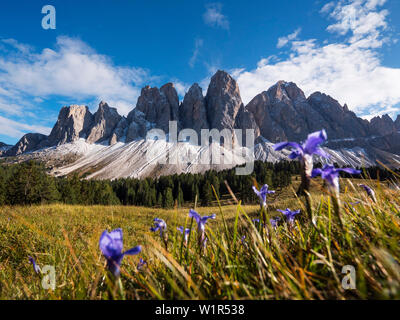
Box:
(311, 168), (323, 178)
(303, 130), (327, 155)
(273, 141), (302, 151)
(123, 245), (142, 256)
(189, 209), (201, 224)
(339, 168), (361, 175)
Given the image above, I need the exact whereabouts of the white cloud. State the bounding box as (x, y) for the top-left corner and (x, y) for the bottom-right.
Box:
(203, 3), (230, 30)
(0, 115), (51, 139)
(234, 0), (400, 119)
(0, 36), (153, 117)
(189, 38), (204, 68)
(277, 28), (302, 48)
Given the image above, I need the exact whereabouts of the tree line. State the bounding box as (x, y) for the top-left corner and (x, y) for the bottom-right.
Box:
(2, 160), (395, 208)
(0, 160), (298, 207)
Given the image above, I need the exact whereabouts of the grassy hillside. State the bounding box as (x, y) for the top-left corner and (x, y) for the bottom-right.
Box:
(0, 177), (399, 299)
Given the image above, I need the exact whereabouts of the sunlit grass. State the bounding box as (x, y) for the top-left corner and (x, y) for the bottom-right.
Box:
(0, 178), (399, 300)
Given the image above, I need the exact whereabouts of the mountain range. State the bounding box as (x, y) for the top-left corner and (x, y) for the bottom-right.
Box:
(1, 70), (400, 179)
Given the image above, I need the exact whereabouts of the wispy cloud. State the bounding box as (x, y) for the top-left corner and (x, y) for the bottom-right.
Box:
(0, 36), (154, 117)
(189, 38), (204, 68)
(0, 36), (159, 143)
(234, 0), (400, 119)
(203, 3), (230, 30)
(277, 28), (302, 48)
(0, 115), (51, 139)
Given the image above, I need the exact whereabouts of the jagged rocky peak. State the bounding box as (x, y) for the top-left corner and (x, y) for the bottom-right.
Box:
(268, 80), (306, 102)
(370, 114), (396, 136)
(127, 83), (179, 133)
(307, 92), (370, 139)
(206, 70), (243, 131)
(86, 101), (122, 144)
(160, 83), (179, 122)
(47, 105), (94, 146)
(179, 83), (209, 136)
(5, 133), (47, 156)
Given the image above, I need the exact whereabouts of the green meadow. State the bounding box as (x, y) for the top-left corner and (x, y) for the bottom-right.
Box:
(0, 178), (399, 300)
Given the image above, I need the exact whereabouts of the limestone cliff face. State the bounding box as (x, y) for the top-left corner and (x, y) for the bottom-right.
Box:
(86, 101), (121, 144)
(395, 115), (400, 131)
(179, 83), (209, 137)
(5, 133), (47, 156)
(370, 114), (397, 136)
(205, 70), (242, 131)
(47, 105), (94, 146)
(127, 83), (179, 135)
(3, 70), (400, 163)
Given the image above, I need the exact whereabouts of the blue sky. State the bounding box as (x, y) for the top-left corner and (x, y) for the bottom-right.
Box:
(0, 0), (400, 145)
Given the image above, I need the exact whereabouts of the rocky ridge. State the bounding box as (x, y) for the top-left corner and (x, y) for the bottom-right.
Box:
(3, 70), (400, 174)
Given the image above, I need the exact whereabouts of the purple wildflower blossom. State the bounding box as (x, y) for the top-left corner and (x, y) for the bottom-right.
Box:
(270, 216), (281, 228)
(359, 184), (377, 202)
(99, 228), (142, 277)
(28, 256), (41, 274)
(150, 218), (167, 237)
(189, 210), (216, 233)
(189, 209), (216, 246)
(273, 129), (329, 161)
(312, 165), (361, 194)
(137, 258), (147, 271)
(252, 184), (275, 208)
(277, 208), (301, 224)
(177, 226), (191, 244)
(274, 130), (329, 196)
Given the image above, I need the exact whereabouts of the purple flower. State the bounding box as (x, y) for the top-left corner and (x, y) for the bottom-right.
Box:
(177, 226), (191, 244)
(137, 258), (147, 271)
(273, 130), (329, 161)
(359, 184), (377, 202)
(312, 165), (361, 194)
(252, 218), (261, 225)
(189, 210), (216, 246)
(150, 218), (167, 237)
(29, 256), (41, 274)
(252, 184), (275, 208)
(274, 130), (329, 197)
(240, 235), (246, 245)
(277, 208), (301, 224)
(189, 210), (216, 233)
(270, 216), (281, 228)
(99, 228), (142, 277)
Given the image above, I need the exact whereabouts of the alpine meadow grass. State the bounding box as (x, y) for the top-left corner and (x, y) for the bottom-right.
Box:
(0, 176), (399, 300)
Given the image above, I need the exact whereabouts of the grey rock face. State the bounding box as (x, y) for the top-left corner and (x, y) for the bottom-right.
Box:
(179, 83), (209, 136)
(110, 117), (128, 145)
(369, 114), (396, 136)
(128, 83), (179, 133)
(234, 103), (259, 145)
(205, 70), (242, 131)
(5, 133), (47, 156)
(395, 115), (400, 131)
(126, 109), (153, 142)
(160, 83), (179, 124)
(307, 92), (371, 139)
(87, 101), (122, 144)
(245, 81), (373, 143)
(48, 105), (94, 146)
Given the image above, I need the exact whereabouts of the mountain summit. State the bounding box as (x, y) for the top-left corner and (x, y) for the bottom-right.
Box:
(2, 70), (400, 177)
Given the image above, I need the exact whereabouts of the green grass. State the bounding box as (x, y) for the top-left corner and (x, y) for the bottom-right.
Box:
(0, 178), (399, 300)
